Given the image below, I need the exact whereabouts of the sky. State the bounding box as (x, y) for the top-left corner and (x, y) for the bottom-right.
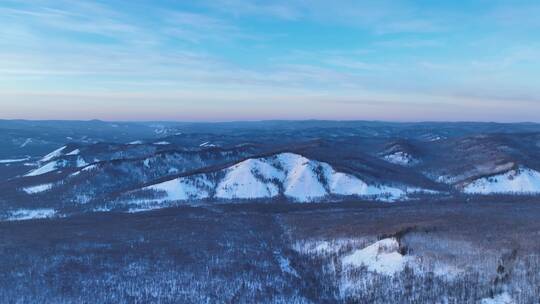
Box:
(1, 0), (539, 122)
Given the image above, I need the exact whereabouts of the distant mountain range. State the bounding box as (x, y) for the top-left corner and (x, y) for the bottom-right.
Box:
(1, 120), (540, 220)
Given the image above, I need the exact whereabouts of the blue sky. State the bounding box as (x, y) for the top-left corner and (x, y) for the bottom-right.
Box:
(1, 0), (539, 121)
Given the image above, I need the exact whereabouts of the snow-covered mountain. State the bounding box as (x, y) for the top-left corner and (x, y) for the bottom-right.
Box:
(463, 167), (540, 194)
(127, 153), (411, 205)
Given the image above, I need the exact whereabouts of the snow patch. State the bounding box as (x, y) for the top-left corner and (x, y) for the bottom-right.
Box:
(341, 238), (412, 276)
(66, 149), (80, 156)
(127, 201), (167, 213)
(22, 183), (54, 194)
(144, 175), (212, 202)
(128, 140), (143, 145)
(76, 156), (88, 167)
(275, 254), (299, 277)
(405, 187), (440, 195)
(93, 207), (112, 212)
(20, 138), (32, 147)
(153, 141), (170, 145)
(383, 151), (417, 166)
(480, 293), (515, 304)
(5, 209), (57, 221)
(293, 238), (370, 256)
(128, 206), (163, 213)
(82, 164), (98, 172)
(200, 141), (217, 147)
(0, 157), (30, 164)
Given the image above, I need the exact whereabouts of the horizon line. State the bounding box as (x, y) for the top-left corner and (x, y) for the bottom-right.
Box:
(1, 118), (539, 125)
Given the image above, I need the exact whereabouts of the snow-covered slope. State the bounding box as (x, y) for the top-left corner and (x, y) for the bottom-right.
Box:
(25, 160), (64, 176)
(146, 176), (212, 201)
(66, 149), (80, 156)
(463, 167), (540, 194)
(133, 153), (410, 204)
(40, 146), (67, 162)
(25, 146), (91, 176)
(25, 157), (89, 177)
(215, 158), (282, 199)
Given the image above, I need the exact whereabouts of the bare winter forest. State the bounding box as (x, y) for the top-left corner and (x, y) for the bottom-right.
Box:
(2, 197), (540, 303)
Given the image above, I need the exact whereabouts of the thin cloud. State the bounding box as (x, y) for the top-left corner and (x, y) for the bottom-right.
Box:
(202, 0), (299, 20)
(1, 0), (539, 122)
(162, 11), (250, 43)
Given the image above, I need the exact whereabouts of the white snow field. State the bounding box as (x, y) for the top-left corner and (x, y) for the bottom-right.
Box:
(464, 167), (540, 194)
(66, 149), (80, 155)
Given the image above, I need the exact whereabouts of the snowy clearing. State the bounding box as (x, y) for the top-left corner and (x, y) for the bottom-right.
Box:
(341, 238), (412, 276)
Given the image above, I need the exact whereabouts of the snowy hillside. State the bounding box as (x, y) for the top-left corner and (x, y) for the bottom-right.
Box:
(132, 153), (410, 204)
(463, 167), (540, 194)
(383, 151), (417, 166)
(41, 145), (68, 162)
(22, 141), (177, 177)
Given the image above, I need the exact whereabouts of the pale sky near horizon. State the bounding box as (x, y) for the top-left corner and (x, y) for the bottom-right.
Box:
(1, 0), (540, 122)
